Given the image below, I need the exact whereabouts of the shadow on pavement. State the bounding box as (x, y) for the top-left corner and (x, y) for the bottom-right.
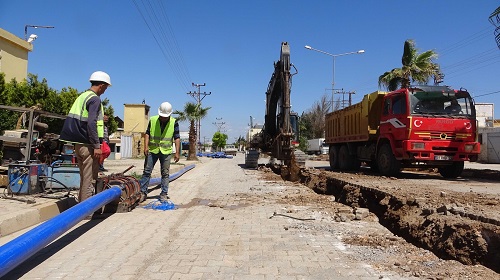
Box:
(1, 217), (108, 280)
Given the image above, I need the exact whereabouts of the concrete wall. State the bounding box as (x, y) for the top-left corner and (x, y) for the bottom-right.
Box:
(478, 127), (500, 163)
(123, 104), (150, 134)
(0, 28), (32, 82)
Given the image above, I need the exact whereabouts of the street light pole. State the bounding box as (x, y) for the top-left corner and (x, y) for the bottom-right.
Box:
(24, 25), (54, 40)
(304, 45), (364, 111)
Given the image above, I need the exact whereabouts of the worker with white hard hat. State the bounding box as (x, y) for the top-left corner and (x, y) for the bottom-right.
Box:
(60, 71), (112, 213)
(138, 101), (181, 203)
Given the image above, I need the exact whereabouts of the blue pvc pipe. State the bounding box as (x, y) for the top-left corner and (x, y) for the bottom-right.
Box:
(0, 163), (196, 278)
(0, 186), (122, 278)
(148, 164), (195, 186)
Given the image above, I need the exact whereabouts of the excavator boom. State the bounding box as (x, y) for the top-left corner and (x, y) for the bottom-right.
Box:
(250, 42), (298, 164)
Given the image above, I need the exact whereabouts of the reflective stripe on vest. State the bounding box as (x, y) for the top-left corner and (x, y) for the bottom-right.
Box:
(67, 90), (104, 137)
(148, 116), (176, 154)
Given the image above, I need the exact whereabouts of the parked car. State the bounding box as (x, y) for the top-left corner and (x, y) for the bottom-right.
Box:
(222, 144), (238, 156)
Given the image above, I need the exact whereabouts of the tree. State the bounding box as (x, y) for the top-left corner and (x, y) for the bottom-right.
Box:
(378, 39), (441, 91)
(0, 74), (116, 135)
(173, 102), (211, 161)
(235, 135), (246, 151)
(212, 131), (227, 151)
(297, 93), (330, 151)
(101, 98), (118, 134)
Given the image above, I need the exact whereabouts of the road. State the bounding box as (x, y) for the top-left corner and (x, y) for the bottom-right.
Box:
(1, 154), (498, 279)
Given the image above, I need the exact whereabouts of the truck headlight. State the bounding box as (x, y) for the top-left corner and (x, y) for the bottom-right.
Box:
(411, 142), (425, 150)
(464, 144), (475, 152)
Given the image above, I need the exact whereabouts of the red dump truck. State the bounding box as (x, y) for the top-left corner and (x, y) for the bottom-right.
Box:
(325, 85), (480, 178)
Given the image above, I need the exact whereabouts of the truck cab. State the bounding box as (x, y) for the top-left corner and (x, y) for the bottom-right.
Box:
(378, 85), (480, 177)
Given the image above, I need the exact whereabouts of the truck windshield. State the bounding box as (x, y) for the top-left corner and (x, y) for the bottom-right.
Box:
(409, 86), (474, 117)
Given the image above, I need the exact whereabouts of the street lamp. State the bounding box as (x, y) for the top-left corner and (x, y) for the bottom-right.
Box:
(304, 45), (364, 110)
(24, 25), (54, 41)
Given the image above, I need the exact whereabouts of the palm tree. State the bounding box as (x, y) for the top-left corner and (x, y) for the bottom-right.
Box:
(378, 39), (441, 91)
(173, 102), (211, 161)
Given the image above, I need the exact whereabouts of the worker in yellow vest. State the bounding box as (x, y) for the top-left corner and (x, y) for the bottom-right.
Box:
(60, 71), (111, 205)
(139, 101), (181, 203)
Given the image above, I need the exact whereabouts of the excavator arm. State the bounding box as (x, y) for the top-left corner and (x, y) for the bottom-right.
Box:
(251, 42), (297, 165)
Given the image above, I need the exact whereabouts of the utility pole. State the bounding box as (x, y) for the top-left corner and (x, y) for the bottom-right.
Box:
(331, 89), (356, 110)
(331, 88), (344, 111)
(212, 117), (226, 152)
(212, 117), (225, 132)
(203, 136), (210, 152)
(347, 91), (355, 107)
(187, 82), (211, 152)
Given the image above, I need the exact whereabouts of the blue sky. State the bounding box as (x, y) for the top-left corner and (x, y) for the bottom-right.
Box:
(1, 1), (499, 143)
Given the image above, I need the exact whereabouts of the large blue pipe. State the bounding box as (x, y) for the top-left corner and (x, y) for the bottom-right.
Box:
(0, 163), (195, 278)
(148, 163), (195, 186)
(0, 186), (121, 278)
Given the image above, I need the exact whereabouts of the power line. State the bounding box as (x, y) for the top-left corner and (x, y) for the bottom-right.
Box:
(473, 90), (500, 99)
(132, 0), (192, 92)
(439, 26), (494, 56)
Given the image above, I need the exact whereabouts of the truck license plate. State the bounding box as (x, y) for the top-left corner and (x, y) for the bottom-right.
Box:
(434, 155), (452, 161)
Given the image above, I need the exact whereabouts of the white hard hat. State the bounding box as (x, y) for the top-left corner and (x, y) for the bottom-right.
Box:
(158, 102), (172, 117)
(89, 71), (112, 86)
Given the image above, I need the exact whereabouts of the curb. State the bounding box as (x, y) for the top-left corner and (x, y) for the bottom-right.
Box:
(0, 197), (76, 237)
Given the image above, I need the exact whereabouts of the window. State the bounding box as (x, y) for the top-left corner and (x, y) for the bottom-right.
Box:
(383, 99), (391, 115)
(392, 95), (406, 115)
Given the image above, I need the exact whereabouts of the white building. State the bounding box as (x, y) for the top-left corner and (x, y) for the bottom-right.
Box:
(476, 103), (500, 163)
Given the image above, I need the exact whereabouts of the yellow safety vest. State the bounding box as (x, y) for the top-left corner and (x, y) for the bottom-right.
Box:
(148, 116), (176, 154)
(67, 90), (104, 137)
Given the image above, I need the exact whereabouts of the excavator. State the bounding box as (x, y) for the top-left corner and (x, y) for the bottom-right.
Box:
(248, 42), (304, 180)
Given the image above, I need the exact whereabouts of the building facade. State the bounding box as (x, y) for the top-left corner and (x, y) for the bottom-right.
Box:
(0, 28), (32, 82)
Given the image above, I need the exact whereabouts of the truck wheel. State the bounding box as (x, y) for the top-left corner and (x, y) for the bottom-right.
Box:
(438, 161), (464, 178)
(339, 145), (353, 170)
(377, 144), (401, 176)
(329, 145), (340, 170)
(368, 161), (378, 172)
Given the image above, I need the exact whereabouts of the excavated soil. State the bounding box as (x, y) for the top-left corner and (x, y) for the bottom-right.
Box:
(262, 163), (500, 278)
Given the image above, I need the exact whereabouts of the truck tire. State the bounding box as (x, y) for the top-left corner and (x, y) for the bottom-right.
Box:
(329, 145), (340, 170)
(438, 161), (464, 178)
(377, 143), (401, 176)
(338, 145), (353, 170)
(368, 161), (378, 172)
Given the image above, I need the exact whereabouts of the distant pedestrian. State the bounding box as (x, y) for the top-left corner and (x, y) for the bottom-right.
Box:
(139, 101), (181, 203)
(60, 71), (111, 204)
(99, 115), (111, 171)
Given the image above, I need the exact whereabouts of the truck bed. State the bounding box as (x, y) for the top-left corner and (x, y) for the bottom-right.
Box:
(325, 91), (386, 144)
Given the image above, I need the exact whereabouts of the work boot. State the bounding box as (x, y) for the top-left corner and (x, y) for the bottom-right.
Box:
(139, 192), (147, 203)
(159, 193), (170, 203)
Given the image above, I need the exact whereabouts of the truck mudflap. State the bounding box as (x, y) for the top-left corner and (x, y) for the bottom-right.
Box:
(402, 140), (480, 162)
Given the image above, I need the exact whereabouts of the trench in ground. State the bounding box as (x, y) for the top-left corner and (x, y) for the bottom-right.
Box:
(273, 165), (500, 273)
